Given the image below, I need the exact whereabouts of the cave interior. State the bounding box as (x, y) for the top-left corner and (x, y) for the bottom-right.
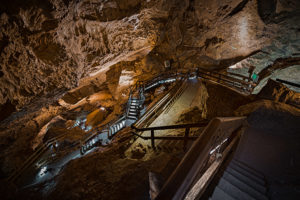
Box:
(0, 0), (299, 200)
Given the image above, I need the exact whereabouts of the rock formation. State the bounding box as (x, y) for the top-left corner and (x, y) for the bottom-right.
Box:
(0, 0), (299, 113)
(0, 0), (299, 199)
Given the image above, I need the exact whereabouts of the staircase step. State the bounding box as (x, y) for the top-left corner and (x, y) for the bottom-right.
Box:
(127, 116), (137, 120)
(232, 159), (264, 179)
(228, 163), (265, 185)
(211, 186), (237, 200)
(129, 112), (138, 116)
(130, 107), (138, 110)
(218, 178), (256, 200)
(225, 168), (267, 194)
(223, 171), (268, 200)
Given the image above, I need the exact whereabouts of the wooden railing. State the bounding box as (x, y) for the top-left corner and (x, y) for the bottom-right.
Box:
(155, 117), (246, 200)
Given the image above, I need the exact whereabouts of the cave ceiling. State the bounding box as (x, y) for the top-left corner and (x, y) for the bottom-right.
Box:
(0, 0), (299, 114)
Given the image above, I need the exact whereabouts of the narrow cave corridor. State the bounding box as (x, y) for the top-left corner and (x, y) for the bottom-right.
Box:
(0, 0), (299, 200)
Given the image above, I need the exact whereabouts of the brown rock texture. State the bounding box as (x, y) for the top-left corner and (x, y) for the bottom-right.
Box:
(0, 0), (299, 199)
(0, 0), (299, 114)
(257, 79), (300, 108)
(0, 0), (168, 111)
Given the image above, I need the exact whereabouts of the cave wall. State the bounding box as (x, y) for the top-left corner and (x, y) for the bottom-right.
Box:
(0, 0), (299, 193)
(0, 0), (299, 116)
(0, 0), (168, 111)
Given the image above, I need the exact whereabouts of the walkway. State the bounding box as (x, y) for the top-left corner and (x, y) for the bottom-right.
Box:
(125, 78), (203, 157)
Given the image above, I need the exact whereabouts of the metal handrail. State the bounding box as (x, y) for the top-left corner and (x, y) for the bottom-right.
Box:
(7, 69), (254, 184)
(196, 68), (256, 93)
(132, 122), (209, 131)
(133, 78), (187, 129)
(7, 132), (69, 182)
(132, 121), (209, 150)
(198, 68), (256, 86)
(80, 115), (126, 153)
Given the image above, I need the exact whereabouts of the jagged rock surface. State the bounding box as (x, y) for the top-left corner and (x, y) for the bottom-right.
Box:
(0, 0), (299, 114)
(0, 0), (167, 111)
(0, 0), (299, 199)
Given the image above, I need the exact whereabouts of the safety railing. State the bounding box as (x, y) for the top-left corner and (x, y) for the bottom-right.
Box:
(154, 117), (246, 200)
(130, 71), (185, 93)
(7, 132), (70, 183)
(7, 69), (252, 184)
(80, 115), (126, 154)
(135, 67), (256, 95)
(163, 80), (188, 114)
(131, 121), (209, 150)
(196, 68), (256, 94)
(134, 77), (187, 129)
(143, 73), (181, 91)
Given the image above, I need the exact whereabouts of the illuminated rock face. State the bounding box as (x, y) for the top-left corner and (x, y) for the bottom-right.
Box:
(0, 0), (167, 111)
(0, 0), (299, 113)
(0, 1), (299, 199)
(0, 1), (299, 175)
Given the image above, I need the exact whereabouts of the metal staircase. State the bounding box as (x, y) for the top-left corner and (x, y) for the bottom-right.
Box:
(6, 68), (257, 187)
(126, 97), (142, 121)
(80, 116), (126, 154)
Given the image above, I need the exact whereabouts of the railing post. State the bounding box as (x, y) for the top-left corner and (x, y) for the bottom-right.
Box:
(184, 127), (190, 151)
(151, 130), (156, 150)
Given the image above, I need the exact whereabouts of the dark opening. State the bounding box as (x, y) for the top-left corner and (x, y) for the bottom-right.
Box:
(0, 100), (16, 123)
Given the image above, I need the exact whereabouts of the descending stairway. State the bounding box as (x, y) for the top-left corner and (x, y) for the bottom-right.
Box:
(80, 117), (126, 154)
(127, 97), (141, 120)
(108, 119), (126, 138)
(208, 159), (269, 200)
